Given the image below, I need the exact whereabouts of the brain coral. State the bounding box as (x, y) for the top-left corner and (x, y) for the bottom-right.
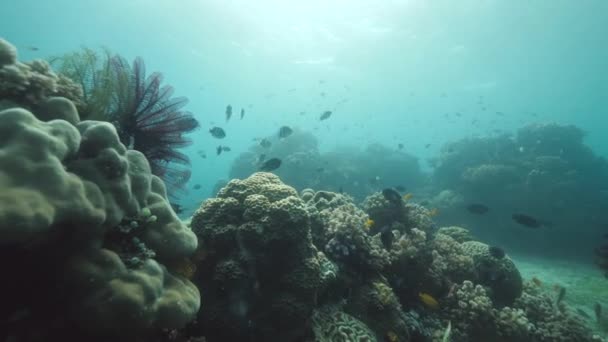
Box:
(190, 172), (321, 341)
(0, 101), (199, 338)
(312, 305), (378, 342)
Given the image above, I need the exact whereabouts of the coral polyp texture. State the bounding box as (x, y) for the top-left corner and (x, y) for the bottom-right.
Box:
(190, 172), (322, 341)
(0, 39), (199, 341)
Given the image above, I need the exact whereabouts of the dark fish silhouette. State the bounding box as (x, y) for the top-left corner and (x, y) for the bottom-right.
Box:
(225, 105), (232, 121)
(556, 286), (566, 305)
(382, 188), (402, 204)
(260, 158), (282, 171)
(320, 110), (332, 120)
(193, 184), (202, 190)
(278, 126), (293, 138)
(240, 108), (245, 119)
(512, 213), (543, 228)
(467, 204), (489, 214)
(216, 145), (222, 155)
(257, 154), (267, 164)
(259, 138), (272, 148)
(209, 127), (226, 139)
(379, 225), (394, 249)
(221, 146), (231, 152)
(425, 144), (431, 148)
(398, 143), (404, 150)
(488, 246), (505, 259)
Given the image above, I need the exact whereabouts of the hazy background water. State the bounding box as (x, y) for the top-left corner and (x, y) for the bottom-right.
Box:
(3, 0), (607, 207)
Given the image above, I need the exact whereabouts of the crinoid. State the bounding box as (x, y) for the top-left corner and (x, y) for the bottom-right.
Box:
(52, 50), (199, 196)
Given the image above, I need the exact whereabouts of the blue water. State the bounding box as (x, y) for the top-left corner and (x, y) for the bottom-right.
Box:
(4, 0), (607, 208)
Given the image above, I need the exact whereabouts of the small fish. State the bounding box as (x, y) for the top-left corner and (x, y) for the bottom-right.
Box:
(595, 302), (602, 322)
(364, 218), (375, 230)
(395, 185), (406, 192)
(209, 127), (226, 139)
(278, 126), (293, 138)
(216, 145), (223, 155)
(428, 208), (440, 217)
(320, 110), (332, 120)
(402, 193), (414, 201)
(397, 143), (404, 150)
(259, 158), (282, 171)
(576, 308), (591, 319)
(385, 331), (398, 342)
(380, 226), (394, 249)
(425, 144), (431, 148)
(25, 46), (39, 51)
(225, 105), (233, 121)
(259, 138), (272, 148)
(531, 277), (543, 287)
(556, 286), (566, 305)
(467, 203), (489, 214)
(489, 246), (505, 259)
(193, 184), (202, 190)
(221, 146), (231, 152)
(240, 108), (245, 119)
(512, 213), (543, 228)
(382, 188), (402, 204)
(419, 292), (439, 310)
(197, 150), (207, 158)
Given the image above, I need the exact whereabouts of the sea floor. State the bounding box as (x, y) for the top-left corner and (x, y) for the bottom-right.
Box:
(512, 253), (608, 337)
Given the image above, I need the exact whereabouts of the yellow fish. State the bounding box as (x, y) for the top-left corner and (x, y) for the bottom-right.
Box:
(429, 208), (440, 217)
(403, 193), (414, 201)
(419, 292), (439, 310)
(386, 331), (398, 342)
(365, 218), (375, 230)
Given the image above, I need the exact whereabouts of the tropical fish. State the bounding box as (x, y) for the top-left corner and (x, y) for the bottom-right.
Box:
(320, 110), (332, 120)
(364, 218), (375, 230)
(428, 208), (440, 217)
(382, 188), (402, 204)
(225, 105), (232, 121)
(397, 143), (404, 150)
(380, 226), (394, 249)
(467, 203), (489, 214)
(425, 144), (431, 148)
(555, 286), (566, 305)
(419, 292), (439, 310)
(576, 308), (591, 319)
(385, 331), (398, 342)
(193, 184), (202, 190)
(25, 45), (39, 51)
(259, 138), (272, 148)
(278, 126), (293, 138)
(488, 246), (505, 259)
(209, 127), (226, 139)
(216, 145), (223, 155)
(512, 213), (543, 228)
(402, 193), (414, 201)
(240, 108), (245, 119)
(221, 146), (231, 152)
(260, 158), (282, 171)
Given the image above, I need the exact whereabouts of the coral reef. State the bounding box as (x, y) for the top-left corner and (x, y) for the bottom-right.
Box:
(0, 38), (83, 112)
(190, 172), (321, 341)
(229, 131), (425, 201)
(0, 102), (199, 339)
(312, 306), (377, 342)
(51, 47), (199, 197)
(461, 241), (522, 306)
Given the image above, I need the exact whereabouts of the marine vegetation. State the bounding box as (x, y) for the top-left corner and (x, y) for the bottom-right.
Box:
(50, 47), (199, 196)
